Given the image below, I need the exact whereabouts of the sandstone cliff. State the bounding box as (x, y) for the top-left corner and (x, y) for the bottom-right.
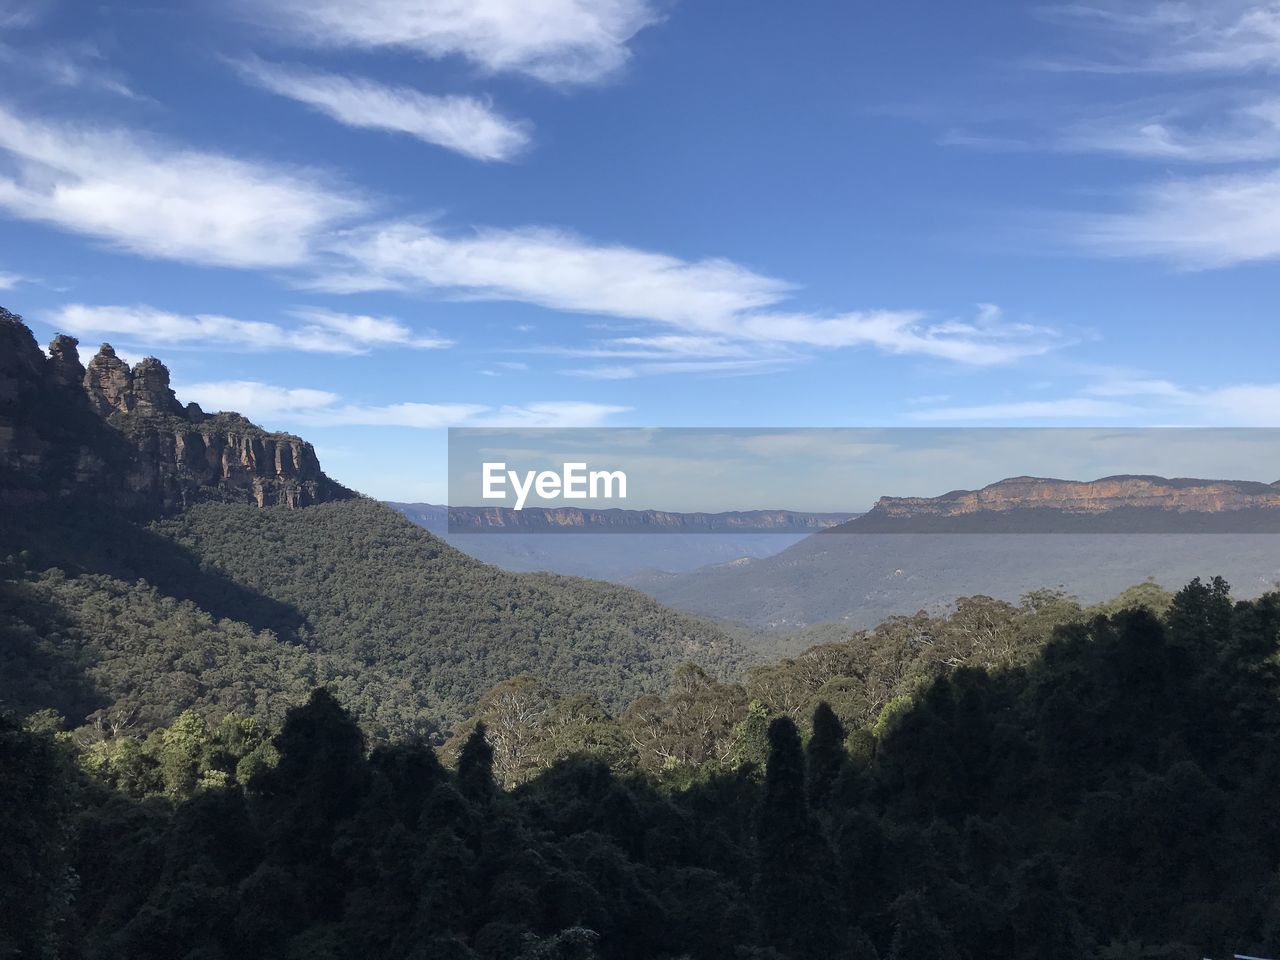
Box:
(0, 306), (350, 513)
(846, 474), (1280, 532)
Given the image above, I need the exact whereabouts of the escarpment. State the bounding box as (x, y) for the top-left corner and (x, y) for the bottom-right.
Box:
(868, 475), (1280, 518)
(837, 474), (1280, 533)
(0, 306), (350, 513)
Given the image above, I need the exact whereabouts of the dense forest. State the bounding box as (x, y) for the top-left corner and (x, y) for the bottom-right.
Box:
(0, 498), (741, 737)
(5, 575), (1280, 959)
(5, 309), (1279, 957)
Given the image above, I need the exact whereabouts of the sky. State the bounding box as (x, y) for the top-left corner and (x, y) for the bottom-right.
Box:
(3, 0), (1280, 502)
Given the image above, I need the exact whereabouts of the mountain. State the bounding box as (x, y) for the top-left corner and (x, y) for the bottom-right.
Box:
(846, 474), (1280, 532)
(1, 306), (350, 513)
(434, 504), (856, 533)
(636, 474), (1280, 628)
(0, 306), (743, 735)
(389, 502), (852, 580)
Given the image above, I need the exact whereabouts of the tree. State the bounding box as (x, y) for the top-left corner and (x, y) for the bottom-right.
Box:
(0, 715), (74, 959)
(756, 717), (850, 959)
(806, 701), (846, 807)
(457, 722), (496, 802)
(888, 891), (958, 960)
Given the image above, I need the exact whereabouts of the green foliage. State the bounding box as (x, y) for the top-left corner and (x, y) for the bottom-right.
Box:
(442, 678), (635, 788)
(0, 716), (76, 959)
(805, 701), (845, 806)
(10, 578), (1280, 958)
(1, 498), (742, 737)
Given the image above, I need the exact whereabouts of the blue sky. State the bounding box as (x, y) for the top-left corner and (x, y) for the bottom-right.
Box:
(3, 0), (1280, 501)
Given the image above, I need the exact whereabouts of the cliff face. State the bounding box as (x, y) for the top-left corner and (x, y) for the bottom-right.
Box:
(839, 474), (1280, 533)
(0, 306), (350, 513)
(870, 475), (1280, 518)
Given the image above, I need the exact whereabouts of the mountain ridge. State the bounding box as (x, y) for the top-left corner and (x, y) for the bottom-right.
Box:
(0, 305), (745, 734)
(832, 473), (1280, 533)
(393, 501), (857, 533)
(1, 306), (350, 514)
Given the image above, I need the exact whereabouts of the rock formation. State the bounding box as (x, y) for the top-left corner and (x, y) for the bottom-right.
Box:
(871, 475), (1280, 517)
(0, 305), (351, 513)
(846, 475), (1280, 532)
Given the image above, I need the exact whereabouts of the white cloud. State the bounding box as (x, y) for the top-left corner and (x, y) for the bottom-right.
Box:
(320, 222), (792, 327)
(565, 359), (781, 380)
(233, 58), (531, 161)
(318, 401), (492, 427)
(1084, 374), (1280, 424)
(289, 308), (451, 349)
(912, 398), (1139, 421)
(50, 303), (450, 354)
(914, 373), (1280, 425)
(1069, 167), (1280, 267)
(180, 380), (342, 417)
(482, 401), (630, 427)
(1040, 3), (1280, 74)
(0, 40), (139, 98)
(0, 105), (364, 268)
(985, 7), (1280, 267)
(247, 0), (662, 84)
(320, 223), (1063, 368)
(0, 1), (44, 30)
(177, 378), (627, 428)
(1059, 99), (1280, 163)
(0, 269), (22, 289)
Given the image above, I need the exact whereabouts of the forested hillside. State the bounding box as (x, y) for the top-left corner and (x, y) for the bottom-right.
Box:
(638, 531), (1280, 628)
(6, 577), (1279, 959)
(0, 498), (742, 737)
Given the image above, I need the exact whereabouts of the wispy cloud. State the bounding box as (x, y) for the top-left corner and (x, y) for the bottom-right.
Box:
(246, 0), (662, 85)
(49, 303), (450, 354)
(565, 359), (783, 380)
(0, 39), (139, 98)
(319, 222), (792, 323)
(1058, 97), (1280, 163)
(288, 308), (451, 349)
(0, 269), (23, 289)
(1067, 167), (1280, 267)
(318, 223), (1064, 369)
(912, 397), (1139, 421)
(1041, 2), (1280, 75)
(0, 105), (365, 268)
(933, 6), (1280, 268)
(1084, 374), (1280, 423)
(232, 57), (531, 161)
(914, 371), (1280, 425)
(178, 379), (628, 428)
(0, 1), (44, 30)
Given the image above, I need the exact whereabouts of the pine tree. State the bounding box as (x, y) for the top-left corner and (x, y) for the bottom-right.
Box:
(806, 701), (846, 807)
(756, 717), (850, 959)
(458, 722), (496, 802)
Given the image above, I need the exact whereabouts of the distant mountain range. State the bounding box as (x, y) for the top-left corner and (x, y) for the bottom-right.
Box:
(842, 474), (1280, 532)
(632, 473), (1280, 628)
(394, 503), (857, 533)
(388, 503), (839, 579)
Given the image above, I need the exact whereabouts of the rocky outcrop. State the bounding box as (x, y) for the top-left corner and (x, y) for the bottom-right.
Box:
(846, 475), (1280, 533)
(47, 335), (85, 389)
(872, 475), (1280, 517)
(0, 306), (351, 513)
(83, 343), (134, 417)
